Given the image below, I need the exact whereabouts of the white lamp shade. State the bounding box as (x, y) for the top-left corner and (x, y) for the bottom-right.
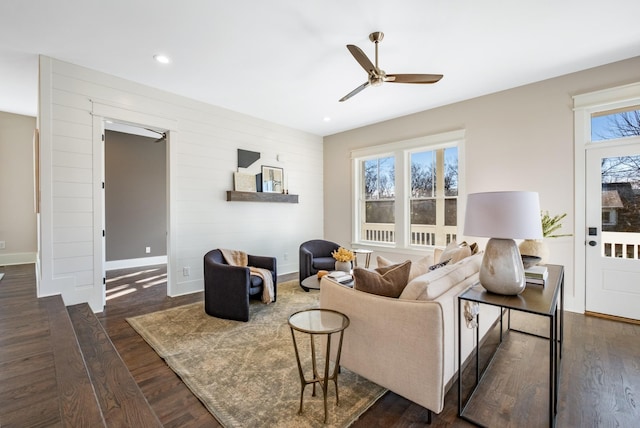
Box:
(464, 191), (543, 240)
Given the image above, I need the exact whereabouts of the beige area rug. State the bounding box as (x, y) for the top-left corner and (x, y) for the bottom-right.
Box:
(127, 280), (387, 427)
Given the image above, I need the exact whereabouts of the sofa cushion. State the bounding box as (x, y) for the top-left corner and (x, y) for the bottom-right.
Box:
(400, 252), (483, 301)
(313, 256), (338, 271)
(377, 254), (435, 282)
(353, 260), (412, 298)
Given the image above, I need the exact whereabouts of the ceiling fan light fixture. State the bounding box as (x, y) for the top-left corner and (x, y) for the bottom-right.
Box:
(339, 31), (443, 102)
(370, 78), (383, 87)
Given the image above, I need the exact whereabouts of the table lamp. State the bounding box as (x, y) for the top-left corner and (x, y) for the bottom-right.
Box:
(464, 191), (543, 295)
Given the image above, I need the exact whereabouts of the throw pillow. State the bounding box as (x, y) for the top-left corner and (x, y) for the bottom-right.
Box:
(376, 254), (434, 282)
(400, 252), (483, 301)
(438, 241), (472, 264)
(353, 260), (412, 298)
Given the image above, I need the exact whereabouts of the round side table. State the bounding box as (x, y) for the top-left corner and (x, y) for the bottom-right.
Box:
(288, 308), (350, 423)
(352, 249), (373, 268)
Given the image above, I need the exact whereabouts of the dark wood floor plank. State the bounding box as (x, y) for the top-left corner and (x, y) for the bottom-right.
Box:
(0, 265), (62, 427)
(68, 303), (162, 427)
(42, 295), (106, 427)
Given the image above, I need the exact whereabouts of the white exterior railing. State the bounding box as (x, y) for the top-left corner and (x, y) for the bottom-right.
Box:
(362, 223), (457, 247)
(361, 228), (639, 257)
(602, 231), (640, 259)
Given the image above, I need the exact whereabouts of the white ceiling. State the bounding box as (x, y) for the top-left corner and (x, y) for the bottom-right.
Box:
(1, 0), (640, 137)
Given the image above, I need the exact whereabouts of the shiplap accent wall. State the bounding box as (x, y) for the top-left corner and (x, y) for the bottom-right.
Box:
(38, 56), (323, 312)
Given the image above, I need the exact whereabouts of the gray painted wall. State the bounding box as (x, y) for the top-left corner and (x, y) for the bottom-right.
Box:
(0, 111), (37, 265)
(105, 130), (166, 261)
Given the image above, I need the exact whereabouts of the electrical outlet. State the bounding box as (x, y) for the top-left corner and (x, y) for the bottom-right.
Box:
(284, 252), (289, 261)
(145, 246), (151, 254)
(0, 241), (5, 250)
(183, 266), (191, 277)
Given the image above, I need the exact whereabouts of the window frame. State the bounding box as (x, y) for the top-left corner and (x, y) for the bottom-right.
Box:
(351, 130), (466, 252)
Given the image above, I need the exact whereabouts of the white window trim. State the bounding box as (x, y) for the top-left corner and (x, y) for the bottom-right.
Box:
(351, 129), (466, 252)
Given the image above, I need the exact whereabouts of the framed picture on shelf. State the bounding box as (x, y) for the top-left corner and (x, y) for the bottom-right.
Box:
(233, 172), (257, 192)
(261, 165), (284, 193)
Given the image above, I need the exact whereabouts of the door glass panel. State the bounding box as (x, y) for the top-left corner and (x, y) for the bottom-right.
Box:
(601, 155), (640, 258)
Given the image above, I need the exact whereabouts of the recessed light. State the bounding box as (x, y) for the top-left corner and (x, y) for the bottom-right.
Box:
(323, 116), (331, 122)
(154, 54), (170, 64)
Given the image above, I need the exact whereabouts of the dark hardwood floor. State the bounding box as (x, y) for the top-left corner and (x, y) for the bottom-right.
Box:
(1, 263), (639, 427)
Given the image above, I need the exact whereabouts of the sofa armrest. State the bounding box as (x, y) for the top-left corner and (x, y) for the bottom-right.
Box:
(320, 278), (447, 413)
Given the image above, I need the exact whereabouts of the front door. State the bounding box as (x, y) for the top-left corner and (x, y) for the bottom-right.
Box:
(585, 142), (640, 321)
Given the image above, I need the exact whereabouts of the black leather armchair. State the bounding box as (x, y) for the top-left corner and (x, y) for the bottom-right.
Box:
(203, 249), (277, 322)
(299, 239), (341, 291)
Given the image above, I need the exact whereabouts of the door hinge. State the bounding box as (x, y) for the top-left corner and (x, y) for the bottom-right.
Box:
(102, 134), (105, 141)
(102, 181), (105, 189)
(102, 230), (105, 237)
(103, 277), (106, 284)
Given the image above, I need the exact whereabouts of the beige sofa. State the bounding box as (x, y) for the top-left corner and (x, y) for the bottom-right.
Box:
(319, 252), (498, 415)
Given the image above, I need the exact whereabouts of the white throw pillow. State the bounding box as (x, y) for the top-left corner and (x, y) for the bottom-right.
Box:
(437, 241), (472, 264)
(400, 252), (483, 301)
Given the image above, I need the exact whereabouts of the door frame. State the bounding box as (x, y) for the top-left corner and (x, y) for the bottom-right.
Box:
(92, 101), (178, 310)
(573, 82), (640, 314)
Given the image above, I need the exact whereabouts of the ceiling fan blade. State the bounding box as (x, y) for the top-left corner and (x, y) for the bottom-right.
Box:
(339, 81), (370, 102)
(385, 73), (443, 84)
(347, 44), (376, 75)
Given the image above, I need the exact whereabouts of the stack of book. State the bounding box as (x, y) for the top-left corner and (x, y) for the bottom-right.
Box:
(525, 265), (548, 285)
(327, 270), (353, 284)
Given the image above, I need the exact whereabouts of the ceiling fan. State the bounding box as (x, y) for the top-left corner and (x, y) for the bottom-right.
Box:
(339, 31), (443, 102)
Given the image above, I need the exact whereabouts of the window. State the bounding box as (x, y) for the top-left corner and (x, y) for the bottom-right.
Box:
(363, 156), (395, 242)
(591, 106), (640, 141)
(410, 147), (458, 246)
(352, 130), (464, 249)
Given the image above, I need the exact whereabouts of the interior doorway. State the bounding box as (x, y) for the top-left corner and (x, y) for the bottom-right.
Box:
(101, 121), (169, 307)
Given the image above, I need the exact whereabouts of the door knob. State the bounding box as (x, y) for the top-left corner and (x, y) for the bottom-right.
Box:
(588, 240), (597, 247)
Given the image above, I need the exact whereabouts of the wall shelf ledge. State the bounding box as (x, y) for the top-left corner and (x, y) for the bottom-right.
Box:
(226, 191), (299, 203)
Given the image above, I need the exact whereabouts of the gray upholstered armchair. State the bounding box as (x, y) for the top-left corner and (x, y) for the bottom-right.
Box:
(203, 249), (277, 322)
(298, 239), (341, 291)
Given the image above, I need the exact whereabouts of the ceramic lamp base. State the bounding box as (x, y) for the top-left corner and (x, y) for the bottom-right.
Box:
(479, 238), (526, 295)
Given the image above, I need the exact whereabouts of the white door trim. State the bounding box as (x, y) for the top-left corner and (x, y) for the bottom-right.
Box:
(91, 102), (178, 310)
(573, 82), (640, 314)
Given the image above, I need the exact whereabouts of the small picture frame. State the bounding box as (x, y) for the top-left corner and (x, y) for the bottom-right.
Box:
(234, 172), (257, 192)
(261, 165), (284, 193)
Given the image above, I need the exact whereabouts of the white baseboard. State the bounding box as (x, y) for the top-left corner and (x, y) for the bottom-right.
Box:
(0, 252), (37, 266)
(106, 256), (167, 271)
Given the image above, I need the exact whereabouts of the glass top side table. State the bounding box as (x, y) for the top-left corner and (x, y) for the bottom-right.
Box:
(352, 248), (373, 268)
(288, 308), (350, 423)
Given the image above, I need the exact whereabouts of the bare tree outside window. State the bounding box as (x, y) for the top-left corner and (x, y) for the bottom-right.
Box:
(592, 107), (640, 141)
(606, 110), (640, 138)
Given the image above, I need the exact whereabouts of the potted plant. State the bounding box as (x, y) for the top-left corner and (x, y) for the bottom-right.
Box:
(332, 247), (355, 272)
(519, 211), (571, 264)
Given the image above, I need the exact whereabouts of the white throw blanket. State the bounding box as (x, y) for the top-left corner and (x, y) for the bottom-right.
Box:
(220, 249), (275, 304)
